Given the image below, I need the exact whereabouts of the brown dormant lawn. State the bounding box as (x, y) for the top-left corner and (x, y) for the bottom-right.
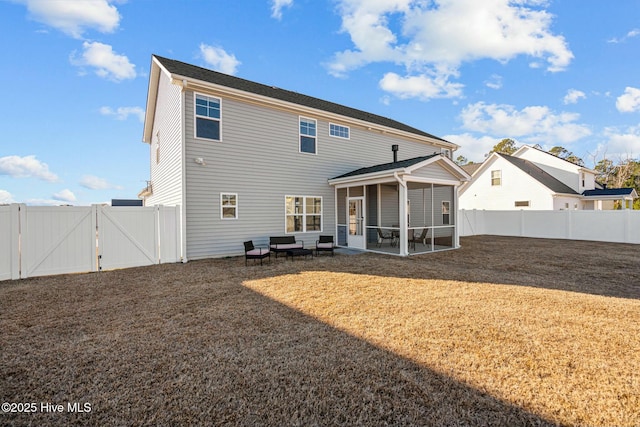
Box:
(1, 236), (639, 426)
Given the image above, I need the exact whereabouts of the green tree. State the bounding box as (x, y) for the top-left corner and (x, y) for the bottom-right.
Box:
(549, 146), (584, 166)
(489, 138), (518, 155)
(455, 155), (471, 166)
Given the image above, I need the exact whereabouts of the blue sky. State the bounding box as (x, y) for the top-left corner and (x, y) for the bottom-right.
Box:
(1, 0), (639, 205)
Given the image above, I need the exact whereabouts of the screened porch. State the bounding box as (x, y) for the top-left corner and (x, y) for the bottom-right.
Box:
(335, 183), (457, 255)
(328, 154), (470, 256)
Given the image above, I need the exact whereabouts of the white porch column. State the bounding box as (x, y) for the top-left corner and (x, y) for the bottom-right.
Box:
(454, 184), (460, 248)
(398, 177), (409, 256)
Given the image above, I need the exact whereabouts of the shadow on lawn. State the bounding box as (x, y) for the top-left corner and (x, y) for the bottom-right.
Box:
(0, 261), (560, 427)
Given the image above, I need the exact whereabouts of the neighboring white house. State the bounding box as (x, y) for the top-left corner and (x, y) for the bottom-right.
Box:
(459, 145), (637, 210)
(139, 55), (469, 259)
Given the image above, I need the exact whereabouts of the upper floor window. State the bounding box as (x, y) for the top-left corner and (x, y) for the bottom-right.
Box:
(299, 117), (317, 154)
(491, 170), (502, 186)
(330, 123), (350, 139)
(581, 172), (585, 187)
(195, 94), (221, 141)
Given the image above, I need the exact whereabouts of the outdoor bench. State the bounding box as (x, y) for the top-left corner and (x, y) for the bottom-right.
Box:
(269, 236), (304, 258)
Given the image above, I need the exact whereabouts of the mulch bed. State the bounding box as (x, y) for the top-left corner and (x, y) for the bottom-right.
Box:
(1, 236), (639, 426)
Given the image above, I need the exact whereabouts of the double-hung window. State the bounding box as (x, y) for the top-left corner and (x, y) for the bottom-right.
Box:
(329, 123), (349, 139)
(299, 117), (317, 154)
(221, 193), (238, 219)
(195, 94), (221, 141)
(285, 196), (322, 233)
(491, 170), (502, 186)
(442, 201), (450, 225)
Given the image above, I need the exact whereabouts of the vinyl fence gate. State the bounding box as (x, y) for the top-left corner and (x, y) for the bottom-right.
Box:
(1, 204), (181, 281)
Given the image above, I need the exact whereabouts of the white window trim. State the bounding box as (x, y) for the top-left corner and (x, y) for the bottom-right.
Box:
(194, 92), (222, 142)
(284, 195), (323, 233)
(220, 193), (238, 220)
(299, 116), (317, 155)
(329, 122), (350, 140)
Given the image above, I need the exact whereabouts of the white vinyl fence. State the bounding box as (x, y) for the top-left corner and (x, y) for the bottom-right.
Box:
(459, 209), (640, 244)
(1, 204), (181, 281)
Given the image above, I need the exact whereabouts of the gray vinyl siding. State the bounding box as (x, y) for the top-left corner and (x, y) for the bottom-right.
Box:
(379, 184), (400, 227)
(182, 90), (443, 259)
(410, 163), (459, 181)
(146, 71), (183, 207)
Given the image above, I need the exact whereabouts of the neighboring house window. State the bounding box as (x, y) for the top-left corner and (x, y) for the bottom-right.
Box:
(581, 172), (585, 187)
(221, 193), (238, 219)
(195, 94), (221, 141)
(515, 201), (530, 207)
(299, 117), (317, 154)
(285, 196), (322, 232)
(442, 201), (450, 225)
(491, 170), (502, 186)
(330, 123), (350, 139)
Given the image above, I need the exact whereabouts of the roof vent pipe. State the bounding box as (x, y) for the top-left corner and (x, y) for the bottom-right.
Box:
(392, 144), (399, 163)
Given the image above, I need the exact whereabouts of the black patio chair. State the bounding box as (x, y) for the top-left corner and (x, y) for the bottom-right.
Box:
(409, 228), (429, 250)
(243, 241), (271, 266)
(376, 228), (394, 247)
(316, 235), (335, 256)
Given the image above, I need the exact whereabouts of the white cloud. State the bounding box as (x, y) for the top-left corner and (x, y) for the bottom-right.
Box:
(53, 189), (77, 202)
(379, 72), (463, 100)
(0, 189), (16, 204)
(15, 0), (121, 39)
(608, 28), (640, 44)
(328, 0), (573, 99)
(460, 102), (591, 144)
(563, 89), (586, 105)
(616, 87), (640, 113)
(199, 43), (241, 75)
(443, 133), (502, 163)
(71, 41), (136, 81)
(100, 106), (145, 122)
(0, 155), (58, 182)
(602, 125), (640, 157)
(79, 175), (122, 190)
(485, 74), (503, 90)
(271, 0), (293, 19)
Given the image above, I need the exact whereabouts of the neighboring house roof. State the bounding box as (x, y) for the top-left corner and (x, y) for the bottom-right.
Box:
(498, 153), (579, 195)
(152, 55), (451, 144)
(513, 145), (596, 173)
(461, 162), (482, 176)
(331, 155), (439, 180)
(583, 188), (638, 197)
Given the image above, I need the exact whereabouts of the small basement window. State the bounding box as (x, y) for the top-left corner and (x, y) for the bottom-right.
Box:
(514, 201), (530, 208)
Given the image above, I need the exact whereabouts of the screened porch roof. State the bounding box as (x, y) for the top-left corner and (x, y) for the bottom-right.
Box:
(328, 154), (470, 187)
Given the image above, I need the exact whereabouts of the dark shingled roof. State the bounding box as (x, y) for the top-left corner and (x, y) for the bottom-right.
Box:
(583, 188), (636, 197)
(331, 154), (439, 180)
(461, 162), (482, 176)
(498, 153), (579, 195)
(153, 55), (449, 143)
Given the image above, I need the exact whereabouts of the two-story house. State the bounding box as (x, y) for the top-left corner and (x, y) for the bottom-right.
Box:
(139, 55), (469, 260)
(459, 145), (637, 210)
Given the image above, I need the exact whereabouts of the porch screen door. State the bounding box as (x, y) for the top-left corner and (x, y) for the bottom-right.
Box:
(347, 197), (365, 249)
